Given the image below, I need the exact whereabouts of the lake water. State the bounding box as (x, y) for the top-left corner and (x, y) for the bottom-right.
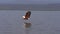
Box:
(0, 10), (60, 34)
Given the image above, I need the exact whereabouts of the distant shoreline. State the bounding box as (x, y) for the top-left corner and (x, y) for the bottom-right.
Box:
(0, 4), (60, 11)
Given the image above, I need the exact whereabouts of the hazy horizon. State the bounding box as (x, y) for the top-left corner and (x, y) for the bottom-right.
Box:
(0, 4), (60, 11)
(0, 0), (60, 11)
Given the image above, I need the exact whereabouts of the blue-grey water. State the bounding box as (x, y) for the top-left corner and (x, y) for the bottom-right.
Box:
(0, 10), (60, 34)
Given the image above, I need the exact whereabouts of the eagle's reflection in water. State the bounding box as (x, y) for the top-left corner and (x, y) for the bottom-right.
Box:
(24, 21), (32, 34)
(24, 27), (31, 34)
(25, 23), (31, 34)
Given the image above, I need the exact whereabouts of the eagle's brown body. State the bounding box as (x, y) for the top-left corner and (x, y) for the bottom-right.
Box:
(23, 11), (31, 20)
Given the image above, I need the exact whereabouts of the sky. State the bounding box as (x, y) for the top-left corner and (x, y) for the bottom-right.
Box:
(48, 0), (60, 4)
(0, 0), (60, 4)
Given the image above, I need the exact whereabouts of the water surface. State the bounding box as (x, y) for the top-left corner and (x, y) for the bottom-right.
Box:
(0, 10), (60, 34)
